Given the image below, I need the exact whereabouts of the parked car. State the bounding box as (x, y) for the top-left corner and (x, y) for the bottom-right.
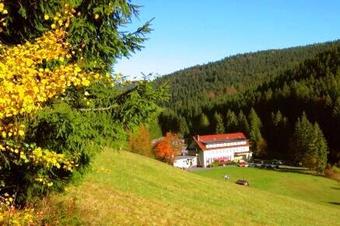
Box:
(235, 179), (249, 186)
(270, 160), (283, 168)
(250, 160), (264, 168)
(264, 161), (274, 169)
(238, 160), (249, 167)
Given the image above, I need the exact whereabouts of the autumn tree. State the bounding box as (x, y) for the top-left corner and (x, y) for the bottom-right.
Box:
(0, 0), (154, 208)
(128, 125), (153, 158)
(153, 133), (182, 164)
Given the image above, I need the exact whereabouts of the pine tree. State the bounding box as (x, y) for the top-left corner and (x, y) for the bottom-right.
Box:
(301, 123), (327, 173)
(291, 113), (328, 172)
(314, 123), (328, 173)
(214, 112), (225, 134)
(238, 110), (250, 135)
(179, 116), (189, 136)
(248, 108), (265, 156)
(225, 110), (238, 132)
(1, 0), (151, 72)
(291, 112), (313, 162)
(199, 113), (210, 133)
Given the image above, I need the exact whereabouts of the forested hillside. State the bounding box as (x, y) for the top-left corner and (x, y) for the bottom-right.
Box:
(157, 41), (340, 165)
(157, 40), (340, 116)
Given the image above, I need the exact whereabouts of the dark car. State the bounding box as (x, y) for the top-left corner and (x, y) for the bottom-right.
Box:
(250, 160), (264, 168)
(235, 179), (249, 186)
(266, 160), (283, 169)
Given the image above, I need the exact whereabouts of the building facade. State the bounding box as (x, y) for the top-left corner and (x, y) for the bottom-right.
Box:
(193, 132), (252, 167)
(173, 156), (197, 169)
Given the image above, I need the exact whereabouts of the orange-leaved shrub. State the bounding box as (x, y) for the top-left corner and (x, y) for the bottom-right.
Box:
(153, 132), (183, 164)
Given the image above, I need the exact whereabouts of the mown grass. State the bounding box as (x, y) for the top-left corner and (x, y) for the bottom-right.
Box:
(194, 166), (340, 207)
(41, 149), (340, 225)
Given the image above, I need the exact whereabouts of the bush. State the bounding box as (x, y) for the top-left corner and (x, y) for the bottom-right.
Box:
(325, 164), (340, 181)
(27, 101), (125, 168)
(210, 161), (220, 168)
(128, 125), (154, 158)
(153, 133), (183, 164)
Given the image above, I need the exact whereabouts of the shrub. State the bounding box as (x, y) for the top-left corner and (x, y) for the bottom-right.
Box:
(128, 125), (154, 158)
(153, 133), (183, 164)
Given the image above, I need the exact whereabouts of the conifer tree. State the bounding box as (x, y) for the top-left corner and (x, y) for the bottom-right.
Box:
(238, 110), (250, 135)
(214, 112), (225, 134)
(291, 113), (328, 172)
(225, 110), (238, 132)
(1, 0), (151, 72)
(199, 113), (210, 133)
(248, 108), (265, 156)
(312, 123), (328, 173)
(179, 116), (189, 136)
(291, 112), (313, 162)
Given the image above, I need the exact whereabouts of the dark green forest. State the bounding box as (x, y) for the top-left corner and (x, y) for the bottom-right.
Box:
(156, 40), (340, 165)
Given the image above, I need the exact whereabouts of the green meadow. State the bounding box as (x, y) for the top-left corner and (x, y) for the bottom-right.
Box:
(41, 149), (340, 225)
(194, 166), (340, 207)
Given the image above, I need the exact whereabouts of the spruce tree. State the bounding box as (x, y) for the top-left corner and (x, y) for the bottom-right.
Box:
(214, 112), (225, 134)
(225, 110), (238, 132)
(1, 0), (151, 72)
(199, 113), (210, 133)
(291, 112), (313, 162)
(291, 113), (328, 172)
(310, 123), (328, 173)
(248, 108), (265, 156)
(238, 110), (250, 135)
(179, 116), (189, 136)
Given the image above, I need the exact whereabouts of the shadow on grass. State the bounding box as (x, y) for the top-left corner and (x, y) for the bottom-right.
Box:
(328, 201), (340, 206)
(271, 168), (320, 177)
(330, 186), (340, 190)
(275, 169), (312, 174)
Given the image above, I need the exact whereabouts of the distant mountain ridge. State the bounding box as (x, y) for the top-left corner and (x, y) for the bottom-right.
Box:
(156, 40), (340, 115)
(156, 39), (340, 163)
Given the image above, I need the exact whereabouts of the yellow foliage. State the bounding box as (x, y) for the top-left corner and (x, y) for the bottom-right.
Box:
(0, 2), (109, 223)
(0, 29), (97, 119)
(0, 2), (100, 207)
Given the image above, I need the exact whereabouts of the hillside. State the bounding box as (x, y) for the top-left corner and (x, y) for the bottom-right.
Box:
(157, 42), (340, 164)
(41, 149), (340, 225)
(156, 40), (340, 115)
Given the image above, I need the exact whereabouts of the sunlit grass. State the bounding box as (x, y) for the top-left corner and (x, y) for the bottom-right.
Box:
(194, 166), (340, 206)
(42, 148), (340, 225)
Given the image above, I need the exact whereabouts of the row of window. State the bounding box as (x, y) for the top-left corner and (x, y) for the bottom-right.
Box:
(206, 141), (247, 149)
(205, 147), (248, 156)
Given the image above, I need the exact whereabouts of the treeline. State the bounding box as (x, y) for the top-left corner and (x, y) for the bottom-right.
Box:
(156, 40), (340, 118)
(158, 43), (340, 166)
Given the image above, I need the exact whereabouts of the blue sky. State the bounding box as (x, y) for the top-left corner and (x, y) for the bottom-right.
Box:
(114, 0), (340, 79)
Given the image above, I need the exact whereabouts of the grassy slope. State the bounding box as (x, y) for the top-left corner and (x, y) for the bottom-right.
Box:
(194, 167), (340, 207)
(46, 149), (340, 225)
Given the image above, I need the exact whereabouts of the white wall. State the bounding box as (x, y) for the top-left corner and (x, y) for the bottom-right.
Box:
(205, 141), (247, 149)
(173, 157), (197, 169)
(202, 146), (250, 167)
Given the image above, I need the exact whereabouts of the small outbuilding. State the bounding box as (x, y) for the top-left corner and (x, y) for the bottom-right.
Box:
(173, 156), (197, 169)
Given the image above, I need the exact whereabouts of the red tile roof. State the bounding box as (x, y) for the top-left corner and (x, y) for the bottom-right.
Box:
(193, 132), (247, 151)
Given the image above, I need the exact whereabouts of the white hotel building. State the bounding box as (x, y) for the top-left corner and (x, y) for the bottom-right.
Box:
(193, 132), (252, 167)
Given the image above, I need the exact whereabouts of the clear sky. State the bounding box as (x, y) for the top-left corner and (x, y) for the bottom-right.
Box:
(114, 0), (340, 79)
